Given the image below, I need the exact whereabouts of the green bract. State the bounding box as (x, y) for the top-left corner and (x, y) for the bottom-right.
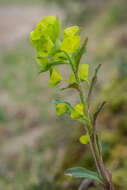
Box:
(79, 64), (89, 81)
(36, 56), (50, 72)
(61, 25), (80, 54)
(30, 16), (61, 56)
(63, 26), (80, 38)
(61, 36), (80, 54)
(69, 73), (76, 83)
(71, 104), (84, 119)
(56, 103), (69, 115)
(52, 52), (67, 61)
(80, 134), (90, 144)
(49, 67), (63, 86)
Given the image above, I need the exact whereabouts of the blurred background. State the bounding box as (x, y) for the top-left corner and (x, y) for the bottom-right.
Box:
(0, 0), (127, 189)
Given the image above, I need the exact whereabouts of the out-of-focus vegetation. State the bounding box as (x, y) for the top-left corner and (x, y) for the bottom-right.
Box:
(0, 0), (127, 189)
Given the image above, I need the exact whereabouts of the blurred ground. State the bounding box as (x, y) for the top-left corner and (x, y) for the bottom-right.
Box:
(0, 0), (127, 189)
(0, 5), (64, 50)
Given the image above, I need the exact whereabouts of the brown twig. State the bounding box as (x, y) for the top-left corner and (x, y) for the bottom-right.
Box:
(87, 64), (101, 112)
(91, 137), (110, 190)
(107, 169), (115, 190)
(78, 179), (94, 190)
(93, 101), (106, 129)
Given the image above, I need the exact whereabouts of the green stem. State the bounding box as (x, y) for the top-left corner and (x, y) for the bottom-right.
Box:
(66, 54), (111, 189)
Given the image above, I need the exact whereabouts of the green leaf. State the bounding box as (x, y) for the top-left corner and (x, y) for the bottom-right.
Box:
(53, 99), (73, 111)
(37, 57), (67, 73)
(56, 103), (69, 115)
(52, 52), (68, 62)
(61, 36), (80, 54)
(63, 26), (80, 38)
(30, 16), (61, 56)
(65, 167), (103, 184)
(80, 134), (90, 144)
(49, 67), (63, 86)
(71, 104), (84, 119)
(56, 83), (79, 92)
(79, 64), (89, 81)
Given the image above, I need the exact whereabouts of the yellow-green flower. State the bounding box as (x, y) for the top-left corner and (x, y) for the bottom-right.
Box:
(30, 16), (61, 56)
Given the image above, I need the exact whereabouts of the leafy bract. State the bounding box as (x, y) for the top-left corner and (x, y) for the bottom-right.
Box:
(53, 99), (73, 115)
(37, 56), (67, 73)
(61, 36), (80, 54)
(52, 52), (67, 62)
(80, 134), (90, 144)
(71, 104), (84, 119)
(56, 103), (69, 115)
(30, 16), (61, 56)
(53, 99), (73, 109)
(79, 64), (89, 81)
(56, 83), (79, 93)
(31, 36), (54, 57)
(69, 73), (76, 83)
(49, 67), (63, 86)
(36, 57), (50, 72)
(63, 26), (80, 38)
(65, 167), (103, 184)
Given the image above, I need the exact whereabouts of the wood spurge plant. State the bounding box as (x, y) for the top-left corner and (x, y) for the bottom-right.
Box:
(30, 16), (115, 190)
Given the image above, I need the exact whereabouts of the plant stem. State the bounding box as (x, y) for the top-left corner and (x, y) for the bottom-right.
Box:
(81, 87), (110, 189)
(79, 86), (110, 189)
(66, 52), (114, 189)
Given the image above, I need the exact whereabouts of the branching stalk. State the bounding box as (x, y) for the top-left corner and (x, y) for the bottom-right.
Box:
(68, 53), (114, 190)
(30, 17), (115, 189)
(87, 64), (101, 112)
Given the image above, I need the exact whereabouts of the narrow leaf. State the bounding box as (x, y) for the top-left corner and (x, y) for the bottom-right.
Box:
(65, 167), (103, 184)
(56, 83), (79, 92)
(38, 57), (67, 73)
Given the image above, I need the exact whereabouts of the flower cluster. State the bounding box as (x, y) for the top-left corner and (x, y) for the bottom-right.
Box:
(30, 16), (88, 86)
(30, 16), (89, 143)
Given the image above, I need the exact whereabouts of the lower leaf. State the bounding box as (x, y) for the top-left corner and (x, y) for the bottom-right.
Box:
(65, 167), (103, 184)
